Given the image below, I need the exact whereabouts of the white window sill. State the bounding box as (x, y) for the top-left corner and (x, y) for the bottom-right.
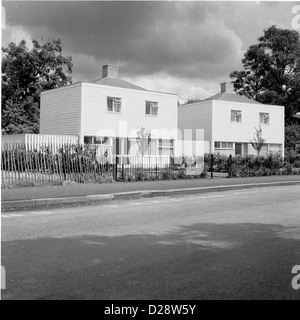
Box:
(107, 111), (122, 114)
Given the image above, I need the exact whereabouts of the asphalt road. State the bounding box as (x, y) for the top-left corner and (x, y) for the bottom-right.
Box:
(2, 185), (300, 300)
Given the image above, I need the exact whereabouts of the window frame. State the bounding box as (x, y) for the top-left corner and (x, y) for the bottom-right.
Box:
(107, 97), (122, 113)
(158, 139), (174, 156)
(230, 110), (242, 123)
(268, 143), (282, 155)
(259, 112), (270, 125)
(214, 141), (234, 149)
(145, 101), (158, 117)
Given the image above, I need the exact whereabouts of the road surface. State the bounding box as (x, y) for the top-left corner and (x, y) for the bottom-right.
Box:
(2, 185), (300, 300)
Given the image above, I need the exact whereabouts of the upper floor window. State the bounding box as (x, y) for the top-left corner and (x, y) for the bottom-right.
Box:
(107, 97), (121, 113)
(259, 112), (270, 125)
(231, 110), (242, 123)
(145, 101), (158, 116)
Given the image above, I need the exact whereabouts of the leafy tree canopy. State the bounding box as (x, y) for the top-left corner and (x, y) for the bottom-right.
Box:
(230, 26), (300, 124)
(2, 38), (73, 134)
(285, 123), (300, 151)
(184, 98), (202, 105)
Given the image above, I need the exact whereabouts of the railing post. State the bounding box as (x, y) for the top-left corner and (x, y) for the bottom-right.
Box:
(229, 154), (232, 178)
(115, 155), (118, 181)
(210, 154), (214, 179)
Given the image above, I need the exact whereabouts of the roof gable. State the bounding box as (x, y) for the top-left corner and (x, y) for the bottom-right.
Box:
(88, 77), (148, 91)
(202, 92), (261, 105)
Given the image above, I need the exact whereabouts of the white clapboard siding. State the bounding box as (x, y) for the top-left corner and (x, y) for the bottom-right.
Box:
(40, 82), (178, 145)
(178, 101), (213, 142)
(81, 83), (178, 141)
(178, 98), (284, 156)
(175, 140), (210, 156)
(40, 83), (82, 137)
(212, 101), (285, 145)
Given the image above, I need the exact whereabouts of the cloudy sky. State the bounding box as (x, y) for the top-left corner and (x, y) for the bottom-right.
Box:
(2, 0), (299, 102)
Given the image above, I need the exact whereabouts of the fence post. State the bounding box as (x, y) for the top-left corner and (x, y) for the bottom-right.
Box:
(115, 155), (118, 181)
(210, 154), (214, 179)
(229, 154), (232, 178)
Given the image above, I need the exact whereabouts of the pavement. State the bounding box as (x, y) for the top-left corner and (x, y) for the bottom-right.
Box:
(2, 185), (300, 300)
(1, 175), (300, 211)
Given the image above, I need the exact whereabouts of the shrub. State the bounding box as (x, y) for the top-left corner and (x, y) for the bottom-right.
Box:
(291, 168), (300, 175)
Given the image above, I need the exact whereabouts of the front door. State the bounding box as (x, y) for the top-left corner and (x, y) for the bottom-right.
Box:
(235, 143), (242, 155)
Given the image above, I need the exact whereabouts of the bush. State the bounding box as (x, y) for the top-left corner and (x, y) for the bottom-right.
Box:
(204, 152), (299, 177)
(291, 168), (300, 175)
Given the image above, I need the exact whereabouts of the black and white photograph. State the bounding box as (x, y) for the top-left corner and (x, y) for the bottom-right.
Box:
(1, 0), (300, 304)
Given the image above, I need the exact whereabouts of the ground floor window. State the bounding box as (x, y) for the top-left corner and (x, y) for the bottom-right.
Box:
(268, 144), (282, 155)
(84, 136), (111, 145)
(85, 137), (174, 156)
(159, 139), (174, 156)
(213, 141), (282, 156)
(214, 141), (234, 149)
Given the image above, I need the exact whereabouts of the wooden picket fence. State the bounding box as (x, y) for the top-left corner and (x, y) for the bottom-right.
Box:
(1, 143), (114, 187)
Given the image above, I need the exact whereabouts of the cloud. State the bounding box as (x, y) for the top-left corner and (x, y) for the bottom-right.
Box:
(124, 73), (226, 104)
(2, 1), (243, 80)
(2, 1), (296, 101)
(2, 25), (33, 48)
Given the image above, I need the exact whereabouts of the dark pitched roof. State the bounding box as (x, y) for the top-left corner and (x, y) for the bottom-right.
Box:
(88, 77), (148, 91)
(202, 92), (261, 105)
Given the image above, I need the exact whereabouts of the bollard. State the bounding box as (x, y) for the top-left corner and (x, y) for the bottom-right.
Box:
(229, 154), (232, 178)
(210, 154), (214, 179)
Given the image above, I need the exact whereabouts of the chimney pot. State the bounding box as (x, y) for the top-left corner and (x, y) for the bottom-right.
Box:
(102, 65), (118, 78)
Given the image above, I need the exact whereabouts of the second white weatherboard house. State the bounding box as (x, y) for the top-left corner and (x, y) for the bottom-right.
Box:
(40, 65), (178, 156)
(178, 83), (285, 157)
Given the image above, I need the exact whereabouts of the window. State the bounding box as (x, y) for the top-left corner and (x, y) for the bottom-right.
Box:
(107, 97), (121, 113)
(159, 139), (174, 156)
(231, 110), (242, 123)
(214, 141), (234, 149)
(84, 136), (93, 144)
(260, 112), (270, 125)
(145, 101), (158, 116)
(94, 136), (109, 145)
(84, 136), (110, 145)
(268, 144), (282, 154)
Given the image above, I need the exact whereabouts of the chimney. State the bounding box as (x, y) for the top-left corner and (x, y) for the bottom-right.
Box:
(221, 82), (235, 93)
(102, 65), (118, 78)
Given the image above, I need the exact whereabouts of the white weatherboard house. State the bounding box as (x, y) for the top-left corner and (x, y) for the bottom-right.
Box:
(40, 65), (178, 156)
(178, 83), (285, 157)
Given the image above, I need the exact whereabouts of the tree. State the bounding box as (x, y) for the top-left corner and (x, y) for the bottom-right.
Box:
(230, 26), (300, 124)
(250, 125), (265, 155)
(285, 123), (300, 151)
(184, 98), (202, 105)
(136, 127), (151, 156)
(2, 38), (73, 134)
